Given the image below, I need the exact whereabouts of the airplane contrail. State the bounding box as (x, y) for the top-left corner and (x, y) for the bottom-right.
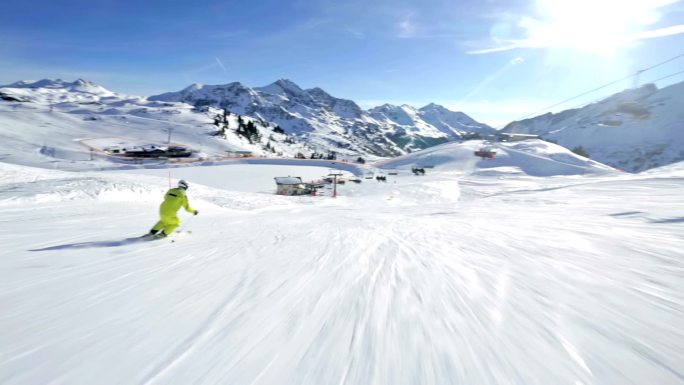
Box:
(215, 57), (227, 73)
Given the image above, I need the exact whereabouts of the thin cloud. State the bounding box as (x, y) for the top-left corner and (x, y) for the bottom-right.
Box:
(397, 13), (417, 38)
(511, 57), (525, 65)
(469, 24), (684, 54)
(468, 43), (525, 55)
(207, 30), (248, 40)
(215, 57), (228, 73)
(628, 24), (684, 40)
(184, 58), (229, 80)
(395, 12), (467, 40)
(461, 57), (525, 102)
(345, 26), (366, 39)
(185, 62), (220, 75)
(302, 17), (335, 30)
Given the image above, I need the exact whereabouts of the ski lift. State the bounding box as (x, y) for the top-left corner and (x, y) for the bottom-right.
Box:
(474, 146), (497, 160)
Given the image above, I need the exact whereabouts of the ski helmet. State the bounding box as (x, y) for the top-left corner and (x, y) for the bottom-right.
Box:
(178, 179), (189, 190)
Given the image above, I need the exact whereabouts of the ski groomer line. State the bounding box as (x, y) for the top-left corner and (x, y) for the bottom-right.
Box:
(145, 179), (198, 239)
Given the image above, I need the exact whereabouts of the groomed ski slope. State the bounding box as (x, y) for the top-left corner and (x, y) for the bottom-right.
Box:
(1, 158), (683, 385)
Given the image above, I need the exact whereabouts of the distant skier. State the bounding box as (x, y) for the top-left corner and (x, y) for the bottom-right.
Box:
(146, 179), (198, 238)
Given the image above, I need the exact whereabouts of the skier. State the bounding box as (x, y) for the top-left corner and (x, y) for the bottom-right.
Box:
(146, 179), (198, 238)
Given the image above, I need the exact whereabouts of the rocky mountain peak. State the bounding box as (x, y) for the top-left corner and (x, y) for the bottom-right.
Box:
(257, 79), (304, 97)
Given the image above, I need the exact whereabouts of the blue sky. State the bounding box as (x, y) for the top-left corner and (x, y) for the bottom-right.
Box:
(1, 0), (683, 125)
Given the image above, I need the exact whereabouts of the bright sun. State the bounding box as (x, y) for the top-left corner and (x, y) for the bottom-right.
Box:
(522, 0), (674, 53)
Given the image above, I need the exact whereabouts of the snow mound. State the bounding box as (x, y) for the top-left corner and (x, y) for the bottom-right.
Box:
(376, 140), (616, 177)
(638, 159), (684, 178)
(0, 163), (161, 206)
(0, 163), (313, 212)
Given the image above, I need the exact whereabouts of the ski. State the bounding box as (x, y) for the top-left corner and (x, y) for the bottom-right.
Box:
(140, 230), (192, 243)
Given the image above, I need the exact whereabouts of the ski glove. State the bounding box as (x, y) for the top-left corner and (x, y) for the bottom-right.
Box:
(194, 210), (199, 215)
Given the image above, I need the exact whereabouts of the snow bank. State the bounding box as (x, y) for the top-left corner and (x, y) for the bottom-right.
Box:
(376, 140), (616, 177)
(0, 162), (318, 212)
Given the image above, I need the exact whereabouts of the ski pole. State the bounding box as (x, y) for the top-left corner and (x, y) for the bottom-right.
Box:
(175, 213), (196, 234)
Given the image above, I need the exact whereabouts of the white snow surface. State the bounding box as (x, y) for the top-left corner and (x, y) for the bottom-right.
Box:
(2, 150), (683, 384)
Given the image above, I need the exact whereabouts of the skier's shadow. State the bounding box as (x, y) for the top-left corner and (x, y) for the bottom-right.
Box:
(651, 217), (684, 224)
(29, 237), (148, 251)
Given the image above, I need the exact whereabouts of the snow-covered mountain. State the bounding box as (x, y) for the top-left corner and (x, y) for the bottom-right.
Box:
(0, 79), (318, 170)
(149, 79), (494, 156)
(370, 103), (487, 138)
(501, 82), (684, 172)
(0, 78), (120, 103)
(5, 77), (683, 173)
(0, 78), (491, 170)
(368, 102), (493, 149)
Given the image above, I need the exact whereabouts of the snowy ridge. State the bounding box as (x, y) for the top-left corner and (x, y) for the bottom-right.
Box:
(640, 159), (684, 177)
(149, 79), (493, 155)
(369, 103), (489, 139)
(502, 82), (684, 172)
(375, 139), (615, 177)
(1, 78), (122, 103)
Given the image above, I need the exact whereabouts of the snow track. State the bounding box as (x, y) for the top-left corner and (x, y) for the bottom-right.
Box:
(1, 164), (683, 384)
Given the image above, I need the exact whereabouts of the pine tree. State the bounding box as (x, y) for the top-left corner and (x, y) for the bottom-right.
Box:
(212, 108), (229, 138)
(222, 109), (229, 125)
(243, 121), (256, 143)
(572, 146), (590, 158)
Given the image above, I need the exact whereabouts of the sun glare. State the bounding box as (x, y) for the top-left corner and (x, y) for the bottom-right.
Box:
(525, 0), (674, 53)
